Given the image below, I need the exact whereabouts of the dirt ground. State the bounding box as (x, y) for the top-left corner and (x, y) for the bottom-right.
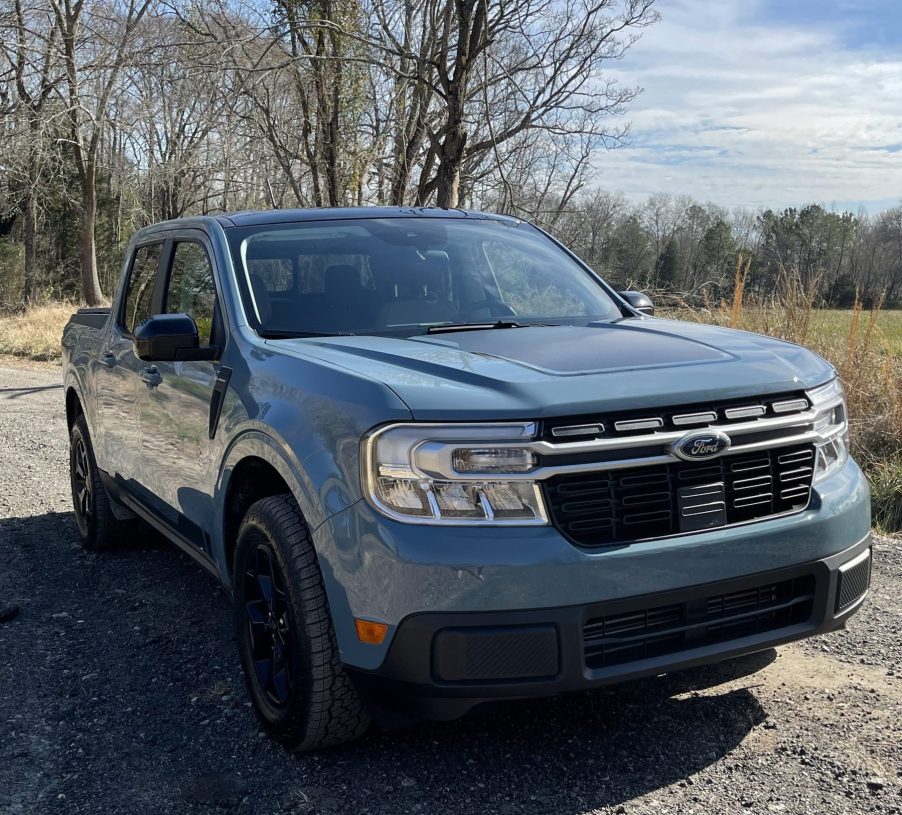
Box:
(1, 362), (899, 815)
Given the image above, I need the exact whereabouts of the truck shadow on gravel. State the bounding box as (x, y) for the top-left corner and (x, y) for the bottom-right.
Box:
(2, 510), (771, 815)
(0, 383), (64, 399)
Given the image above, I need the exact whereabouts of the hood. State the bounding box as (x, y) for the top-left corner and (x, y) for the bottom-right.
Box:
(270, 320), (835, 420)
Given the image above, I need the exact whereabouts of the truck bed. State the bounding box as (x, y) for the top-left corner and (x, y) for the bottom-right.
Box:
(67, 307), (111, 331)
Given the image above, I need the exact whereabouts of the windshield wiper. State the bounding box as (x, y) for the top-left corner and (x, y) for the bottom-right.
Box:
(427, 320), (544, 335)
(258, 329), (355, 339)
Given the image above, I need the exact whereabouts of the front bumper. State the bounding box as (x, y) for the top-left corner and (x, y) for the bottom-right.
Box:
(314, 457), (871, 670)
(350, 535), (872, 721)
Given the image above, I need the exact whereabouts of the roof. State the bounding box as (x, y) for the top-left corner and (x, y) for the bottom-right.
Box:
(129, 206), (522, 242)
(213, 206), (519, 227)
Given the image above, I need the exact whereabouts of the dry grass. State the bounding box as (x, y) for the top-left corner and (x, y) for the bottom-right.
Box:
(673, 272), (902, 533)
(0, 303), (75, 362)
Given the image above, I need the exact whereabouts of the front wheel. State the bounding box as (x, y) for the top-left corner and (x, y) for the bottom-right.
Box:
(233, 495), (370, 751)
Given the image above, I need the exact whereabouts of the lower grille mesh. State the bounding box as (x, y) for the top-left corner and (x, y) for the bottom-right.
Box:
(544, 445), (815, 548)
(836, 552), (871, 613)
(583, 575), (816, 670)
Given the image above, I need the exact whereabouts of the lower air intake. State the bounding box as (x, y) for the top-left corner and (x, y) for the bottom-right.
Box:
(583, 575), (816, 670)
(835, 550), (871, 613)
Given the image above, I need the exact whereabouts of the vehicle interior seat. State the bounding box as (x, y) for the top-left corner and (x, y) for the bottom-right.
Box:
(323, 264), (373, 331)
(379, 252), (456, 328)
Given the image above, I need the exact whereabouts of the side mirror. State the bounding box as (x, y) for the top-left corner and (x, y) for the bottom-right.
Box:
(133, 313), (215, 362)
(619, 290), (655, 316)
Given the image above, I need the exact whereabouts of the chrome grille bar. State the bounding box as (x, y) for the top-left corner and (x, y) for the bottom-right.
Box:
(412, 410), (824, 482)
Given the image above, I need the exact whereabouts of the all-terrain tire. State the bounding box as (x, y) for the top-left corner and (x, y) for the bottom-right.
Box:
(233, 495), (370, 751)
(69, 414), (138, 550)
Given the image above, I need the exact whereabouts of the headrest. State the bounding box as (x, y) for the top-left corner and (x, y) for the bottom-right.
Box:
(325, 264), (362, 296)
(391, 254), (447, 295)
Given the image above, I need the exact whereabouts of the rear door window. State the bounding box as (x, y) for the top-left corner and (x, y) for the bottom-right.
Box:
(122, 243), (162, 333)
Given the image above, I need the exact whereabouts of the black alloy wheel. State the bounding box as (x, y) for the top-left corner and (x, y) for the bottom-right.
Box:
(243, 542), (295, 708)
(71, 433), (93, 531)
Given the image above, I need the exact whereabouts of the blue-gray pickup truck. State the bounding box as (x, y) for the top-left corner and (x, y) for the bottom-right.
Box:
(62, 207), (872, 751)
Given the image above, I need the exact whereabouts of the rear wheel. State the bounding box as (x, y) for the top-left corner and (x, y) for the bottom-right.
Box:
(233, 495), (370, 751)
(69, 414), (136, 550)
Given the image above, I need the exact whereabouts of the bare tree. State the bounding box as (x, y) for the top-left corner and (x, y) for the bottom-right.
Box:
(370, 0), (659, 207)
(51, 0), (153, 304)
(0, 0), (62, 303)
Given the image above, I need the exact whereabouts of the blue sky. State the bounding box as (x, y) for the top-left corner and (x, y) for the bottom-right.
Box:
(598, 0), (902, 212)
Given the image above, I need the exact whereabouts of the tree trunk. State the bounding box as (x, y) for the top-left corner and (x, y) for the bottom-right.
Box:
(80, 169), (104, 306)
(435, 158), (460, 208)
(21, 192), (39, 305)
(435, 129), (465, 208)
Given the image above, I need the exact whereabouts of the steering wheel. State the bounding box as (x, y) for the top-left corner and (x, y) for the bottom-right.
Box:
(456, 299), (518, 322)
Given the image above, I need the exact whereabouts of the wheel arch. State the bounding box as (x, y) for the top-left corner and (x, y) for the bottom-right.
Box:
(65, 385), (84, 430)
(215, 430), (325, 588)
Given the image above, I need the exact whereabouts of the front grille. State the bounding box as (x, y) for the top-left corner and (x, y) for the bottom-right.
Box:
(542, 391), (810, 442)
(544, 444), (815, 548)
(583, 574), (816, 670)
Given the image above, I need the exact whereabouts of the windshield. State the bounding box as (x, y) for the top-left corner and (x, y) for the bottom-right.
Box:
(227, 216), (623, 337)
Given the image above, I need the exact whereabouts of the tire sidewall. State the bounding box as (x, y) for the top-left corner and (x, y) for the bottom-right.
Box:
(233, 513), (311, 737)
(69, 417), (95, 543)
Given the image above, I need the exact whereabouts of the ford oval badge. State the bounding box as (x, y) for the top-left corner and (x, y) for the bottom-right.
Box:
(672, 431), (731, 462)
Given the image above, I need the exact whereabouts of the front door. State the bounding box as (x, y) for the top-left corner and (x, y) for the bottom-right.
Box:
(136, 235), (221, 553)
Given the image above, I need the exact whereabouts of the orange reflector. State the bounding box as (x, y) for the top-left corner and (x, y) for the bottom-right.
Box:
(354, 618), (388, 645)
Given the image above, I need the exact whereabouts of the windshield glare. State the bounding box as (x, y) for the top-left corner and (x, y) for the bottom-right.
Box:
(229, 217), (622, 336)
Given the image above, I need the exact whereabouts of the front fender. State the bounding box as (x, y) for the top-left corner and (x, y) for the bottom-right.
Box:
(214, 426), (312, 543)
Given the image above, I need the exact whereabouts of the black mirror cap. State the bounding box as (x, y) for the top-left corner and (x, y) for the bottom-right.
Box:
(619, 290), (655, 316)
(134, 313), (206, 362)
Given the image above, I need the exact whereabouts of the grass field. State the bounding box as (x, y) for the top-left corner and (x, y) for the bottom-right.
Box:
(664, 306), (902, 354)
(808, 308), (902, 352)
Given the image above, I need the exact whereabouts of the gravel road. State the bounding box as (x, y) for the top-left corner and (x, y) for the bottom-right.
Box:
(1, 360), (900, 815)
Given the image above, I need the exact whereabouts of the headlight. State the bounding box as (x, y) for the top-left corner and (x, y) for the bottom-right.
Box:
(362, 423), (548, 524)
(807, 378), (849, 484)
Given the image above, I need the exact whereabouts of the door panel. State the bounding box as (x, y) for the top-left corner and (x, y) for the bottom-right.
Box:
(137, 237), (220, 551)
(94, 242), (162, 481)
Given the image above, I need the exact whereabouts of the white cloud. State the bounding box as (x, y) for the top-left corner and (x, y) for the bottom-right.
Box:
(592, 0), (902, 211)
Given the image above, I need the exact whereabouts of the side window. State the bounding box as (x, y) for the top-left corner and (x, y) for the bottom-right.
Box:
(122, 243), (162, 333)
(166, 242), (216, 346)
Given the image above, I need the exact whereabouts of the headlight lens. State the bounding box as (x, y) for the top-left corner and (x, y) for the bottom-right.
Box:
(807, 378), (849, 484)
(364, 423), (548, 524)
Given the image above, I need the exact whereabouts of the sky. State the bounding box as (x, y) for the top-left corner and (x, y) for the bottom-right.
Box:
(598, 0), (902, 213)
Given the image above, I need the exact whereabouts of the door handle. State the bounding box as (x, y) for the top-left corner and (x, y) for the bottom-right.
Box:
(101, 351), (115, 368)
(140, 365), (162, 388)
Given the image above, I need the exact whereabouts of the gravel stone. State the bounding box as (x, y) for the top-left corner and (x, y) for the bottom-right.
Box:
(1, 361), (900, 815)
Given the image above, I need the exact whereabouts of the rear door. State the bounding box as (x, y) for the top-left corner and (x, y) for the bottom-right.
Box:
(94, 241), (163, 483)
(136, 232), (222, 553)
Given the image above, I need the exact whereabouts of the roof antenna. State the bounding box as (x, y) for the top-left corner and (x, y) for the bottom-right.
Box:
(265, 177), (279, 210)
